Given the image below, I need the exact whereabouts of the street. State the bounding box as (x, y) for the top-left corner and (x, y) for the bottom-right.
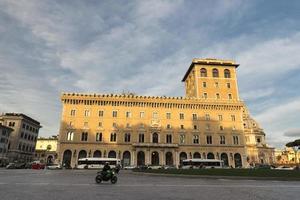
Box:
(0, 169), (299, 200)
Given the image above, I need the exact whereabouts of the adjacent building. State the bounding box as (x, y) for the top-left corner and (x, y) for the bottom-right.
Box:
(0, 124), (13, 166)
(57, 58), (274, 168)
(0, 113), (41, 162)
(35, 136), (58, 164)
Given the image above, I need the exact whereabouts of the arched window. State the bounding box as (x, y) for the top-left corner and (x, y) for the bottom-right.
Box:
(93, 150), (101, 158)
(152, 133), (158, 143)
(193, 152), (201, 158)
(224, 69), (231, 78)
(212, 68), (219, 77)
(108, 150), (116, 158)
(200, 68), (207, 77)
(207, 152), (215, 159)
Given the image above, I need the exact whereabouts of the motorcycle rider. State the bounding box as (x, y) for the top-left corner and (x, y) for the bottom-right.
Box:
(101, 162), (111, 178)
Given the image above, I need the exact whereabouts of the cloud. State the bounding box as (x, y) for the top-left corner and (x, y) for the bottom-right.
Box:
(0, 0), (299, 150)
(284, 129), (300, 138)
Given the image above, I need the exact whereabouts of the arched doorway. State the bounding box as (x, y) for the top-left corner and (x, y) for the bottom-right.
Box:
(108, 150), (116, 158)
(93, 150), (101, 158)
(152, 133), (158, 143)
(165, 152), (173, 166)
(47, 155), (53, 164)
(221, 153), (229, 166)
(78, 150), (87, 160)
(137, 151), (145, 166)
(193, 152), (201, 159)
(123, 151), (131, 167)
(234, 153), (242, 168)
(62, 150), (72, 168)
(179, 152), (187, 165)
(207, 152), (215, 159)
(151, 151), (159, 165)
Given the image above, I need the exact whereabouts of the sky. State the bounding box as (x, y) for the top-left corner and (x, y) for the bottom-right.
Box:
(0, 0), (299, 149)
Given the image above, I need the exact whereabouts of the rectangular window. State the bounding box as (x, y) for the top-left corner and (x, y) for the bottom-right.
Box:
(192, 113), (197, 120)
(112, 111), (118, 118)
(231, 115), (236, 121)
(166, 134), (172, 143)
(193, 125), (197, 130)
(193, 135), (199, 144)
(99, 110), (104, 117)
(215, 82), (219, 88)
(220, 126), (224, 131)
(126, 111), (131, 118)
(110, 133), (117, 142)
(166, 124), (171, 129)
(179, 113), (184, 120)
(112, 123), (117, 128)
(228, 94), (232, 99)
(70, 109), (76, 116)
(202, 82), (207, 87)
(216, 93), (220, 99)
(205, 114), (210, 121)
(233, 136), (239, 145)
(166, 112), (171, 119)
(96, 133), (102, 142)
(218, 115), (223, 121)
(203, 93), (207, 99)
(126, 123), (131, 128)
(227, 83), (231, 88)
(98, 122), (103, 127)
(180, 134), (185, 144)
(140, 112), (145, 118)
(180, 125), (184, 129)
(139, 133), (144, 143)
(67, 132), (73, 141)
(84, 110), (90, 117)
(220, 136), (225, 144)
(81, 132), (88, 141)
(124, 133), (131, 142)
(206, 135), (212, 144)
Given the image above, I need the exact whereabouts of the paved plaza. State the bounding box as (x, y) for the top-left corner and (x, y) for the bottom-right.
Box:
(0, 169), (300, 200)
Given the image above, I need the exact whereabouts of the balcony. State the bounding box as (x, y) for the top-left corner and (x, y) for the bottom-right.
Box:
(132, 143), (178, 148)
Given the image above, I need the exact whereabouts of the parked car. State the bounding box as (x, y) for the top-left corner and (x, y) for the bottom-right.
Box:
(31, 161), (45, 170)
(273, 166), (294, 170)
(123, 165), (136, 170)
(254, 164), (275, 169)
(6, 162), (26, 169)
(147, 165), (163, 170)
(164, 165), (177, 170)
(46, 163), (62, 170)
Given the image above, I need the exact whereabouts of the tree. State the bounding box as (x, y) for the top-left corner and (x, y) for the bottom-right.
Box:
(286, 139), (300, 164)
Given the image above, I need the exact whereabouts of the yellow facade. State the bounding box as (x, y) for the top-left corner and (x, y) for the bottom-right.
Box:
(57, 58), (274, 168)
(35, 137), (58, 164)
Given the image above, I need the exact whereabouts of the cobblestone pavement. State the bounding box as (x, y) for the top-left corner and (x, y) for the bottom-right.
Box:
(0, 169), (299, 200)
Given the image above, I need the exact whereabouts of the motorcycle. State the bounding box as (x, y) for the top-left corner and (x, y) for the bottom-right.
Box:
(95, 169), (118, 184)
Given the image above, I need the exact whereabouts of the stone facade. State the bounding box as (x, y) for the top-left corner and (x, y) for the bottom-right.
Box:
(57, 58), (274, 168)
(0, 124), (13, 166)
(0, 113), (41, 162)
(35, 136), (58, 164)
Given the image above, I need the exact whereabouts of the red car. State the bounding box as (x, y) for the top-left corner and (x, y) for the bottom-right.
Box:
(31, 161), (45, 170)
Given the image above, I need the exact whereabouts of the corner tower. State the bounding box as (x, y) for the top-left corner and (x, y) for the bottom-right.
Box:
(182, 58), (240, 100)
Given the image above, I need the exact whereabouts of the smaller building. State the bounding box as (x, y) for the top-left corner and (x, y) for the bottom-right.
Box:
(0, 124), (13, 166)
(275, 148), (300, 165)
(35, 136), (58, 164)
(0, 113), (41, 162)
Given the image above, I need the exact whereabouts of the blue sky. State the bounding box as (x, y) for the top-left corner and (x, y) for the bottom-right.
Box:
(0, 0), (299, 148)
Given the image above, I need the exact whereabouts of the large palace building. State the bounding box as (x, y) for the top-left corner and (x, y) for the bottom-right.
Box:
(57, 58), (274, 168)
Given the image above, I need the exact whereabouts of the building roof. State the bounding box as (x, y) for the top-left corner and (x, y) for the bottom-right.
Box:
(182, 58), (239, 82)
(1, 113), (41, 125)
